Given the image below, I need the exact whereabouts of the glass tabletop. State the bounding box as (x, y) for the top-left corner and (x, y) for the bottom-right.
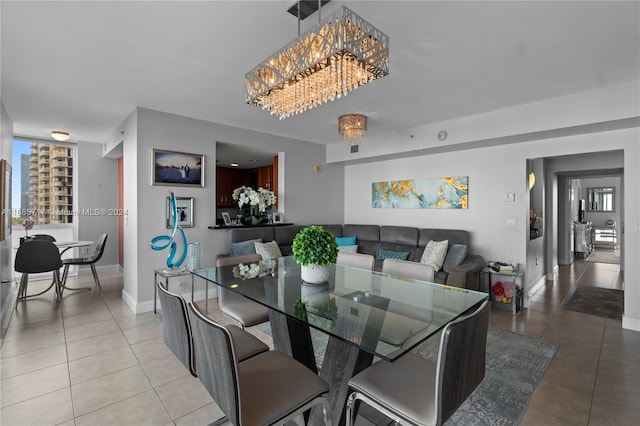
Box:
(192, 256), (488, 362)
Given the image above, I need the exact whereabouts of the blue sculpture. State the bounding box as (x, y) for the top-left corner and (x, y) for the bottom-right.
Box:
(150, 192), (187, 269)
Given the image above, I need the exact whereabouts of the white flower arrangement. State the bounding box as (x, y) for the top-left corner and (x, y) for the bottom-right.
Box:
(231, 186), (276, 214)
(232, 259), (276, 280)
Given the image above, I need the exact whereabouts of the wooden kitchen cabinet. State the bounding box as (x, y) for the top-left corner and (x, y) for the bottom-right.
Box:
(216, 168), (249, 207)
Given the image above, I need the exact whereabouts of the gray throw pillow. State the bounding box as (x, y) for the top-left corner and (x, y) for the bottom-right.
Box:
(230, 238), (262, 256)
(442, 244), (468, 273)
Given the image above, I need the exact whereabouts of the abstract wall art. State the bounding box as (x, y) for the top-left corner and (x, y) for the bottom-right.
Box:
(372, 176), (468, 209)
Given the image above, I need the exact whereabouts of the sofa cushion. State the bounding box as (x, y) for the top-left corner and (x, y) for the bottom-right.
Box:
(230, 228), (276, 245)
(377, 248), (410, 261)
(338, 245), (358, 253)
(442, 243), (468, 273)
(254, 240), (283, 260)
(343, 224), (380, 256)
(274, 225), (304, 256)
(230, 238), (262, 256)
(336, 236), (357, 246)
(420, 240), (448, 272)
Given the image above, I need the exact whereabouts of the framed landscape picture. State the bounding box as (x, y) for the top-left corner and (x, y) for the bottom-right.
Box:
(166, 197), (194, 228)
(153, 149), (204, 187)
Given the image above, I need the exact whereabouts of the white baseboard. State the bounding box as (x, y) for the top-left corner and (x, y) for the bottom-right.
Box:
(124, 288), (212, 314)
(75, 264), (120, 275)
(527, 275), (548, 299)
(622, 315), (640, 333)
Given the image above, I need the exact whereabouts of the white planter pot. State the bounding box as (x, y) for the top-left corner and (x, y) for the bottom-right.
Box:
(301, 264), (331, 284)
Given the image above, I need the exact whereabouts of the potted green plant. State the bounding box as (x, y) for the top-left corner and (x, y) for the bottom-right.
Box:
(292, 225), (338, 284)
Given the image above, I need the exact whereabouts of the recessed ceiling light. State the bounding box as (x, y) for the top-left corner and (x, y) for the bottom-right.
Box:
(51, 130), (69, 141)
(230, 163), (239, 167)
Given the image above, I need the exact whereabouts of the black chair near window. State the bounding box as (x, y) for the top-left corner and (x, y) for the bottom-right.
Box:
(346, 300), (490, 426)
(187, 301), (332, 426)
(60, 233), (107, 294)
(31, 234), (56, 242)
(156, 281), (268, 377)
(14, 239), (63, 301)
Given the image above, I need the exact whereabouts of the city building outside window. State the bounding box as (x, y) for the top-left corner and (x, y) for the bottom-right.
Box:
(12, 138), (75, 225)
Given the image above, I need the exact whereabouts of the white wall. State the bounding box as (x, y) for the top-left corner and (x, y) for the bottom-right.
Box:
(75, 142), (119, 267)
(121, 107), (344, 313)
(581, 176), (621, 228)
(343, 129), (639, 329)
(1, 101), (13, 284)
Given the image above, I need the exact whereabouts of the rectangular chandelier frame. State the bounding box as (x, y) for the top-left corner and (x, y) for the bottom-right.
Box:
(245, 6), (389, 119)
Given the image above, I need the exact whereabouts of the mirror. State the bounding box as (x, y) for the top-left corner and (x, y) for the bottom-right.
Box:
(587, 187), (615, 212)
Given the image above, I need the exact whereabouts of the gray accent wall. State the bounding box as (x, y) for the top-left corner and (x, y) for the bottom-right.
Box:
(120, 107), (344, 313)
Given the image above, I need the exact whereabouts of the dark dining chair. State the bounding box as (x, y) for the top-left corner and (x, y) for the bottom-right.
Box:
(156, 281), (268, 377)
(60, 233), (107, 294)
(14, 239), (63, 301)
(216, 254), (270, 328)
(346, 300), (490, 426)
(187, 302), (332, 426)
(31, 234), (56, 242)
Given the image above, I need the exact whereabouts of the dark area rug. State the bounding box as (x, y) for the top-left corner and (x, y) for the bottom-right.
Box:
(254, 323), (557, 425)
(564, 286), (624, 320)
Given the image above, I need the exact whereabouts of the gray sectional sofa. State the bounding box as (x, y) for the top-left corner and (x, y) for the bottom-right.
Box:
(227, 224), (484, 290)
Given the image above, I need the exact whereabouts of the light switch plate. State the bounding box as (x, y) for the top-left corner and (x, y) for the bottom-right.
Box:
(504, 193), (516, 202)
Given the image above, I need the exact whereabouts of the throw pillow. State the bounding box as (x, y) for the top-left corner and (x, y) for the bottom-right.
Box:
(420, 240), (449, 272)
(442, 244), (468, 273)
(337, 244), (358, 253)
(254, 240), (283, 260)
(230, 238), (262, 256)
(376, 248), (410, 261)
(336, 236), (357, 246)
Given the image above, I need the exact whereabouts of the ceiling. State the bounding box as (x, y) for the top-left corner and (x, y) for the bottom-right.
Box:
(2, 1), (639, 147)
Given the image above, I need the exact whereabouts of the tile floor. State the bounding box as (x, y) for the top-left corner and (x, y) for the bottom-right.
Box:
(1, 250), (638, 425)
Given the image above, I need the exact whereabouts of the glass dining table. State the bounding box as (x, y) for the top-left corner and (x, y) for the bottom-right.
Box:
(192, 256), (488, 425)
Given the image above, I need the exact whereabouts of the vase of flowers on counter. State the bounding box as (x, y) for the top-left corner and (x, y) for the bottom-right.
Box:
(232, 185), (276, 225)
(231, 185), (276, 225)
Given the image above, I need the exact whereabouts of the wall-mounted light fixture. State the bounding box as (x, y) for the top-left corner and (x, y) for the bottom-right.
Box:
(528, 172), (536, 190)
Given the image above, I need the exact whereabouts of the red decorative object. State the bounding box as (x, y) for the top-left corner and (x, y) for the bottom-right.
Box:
(492, 281), (504, 301)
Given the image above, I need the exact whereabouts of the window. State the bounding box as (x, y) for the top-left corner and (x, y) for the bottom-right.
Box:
(12, 138), (75, 225)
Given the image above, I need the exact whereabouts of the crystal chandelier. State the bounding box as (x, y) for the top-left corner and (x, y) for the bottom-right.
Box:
(338, 114), (367, 145)
(245, 5), (389, 119)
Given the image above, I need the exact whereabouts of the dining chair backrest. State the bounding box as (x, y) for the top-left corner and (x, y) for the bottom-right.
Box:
(89, 233), (108, 261)
(187, 302), (242, 425)
(216, 253), (262, 267)
(337, 252), (375, 270)
(436, 299), (490, 424)
(382, 258), (435, 282)
(15, 240), (63, 273)
(215, 253), (270, 328)
(156, 281), (196, 376)
(31, 234), (56, 242)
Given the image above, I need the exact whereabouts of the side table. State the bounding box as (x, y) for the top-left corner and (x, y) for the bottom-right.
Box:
(154, 268), (192, 314)
(480, 267), (524, 315)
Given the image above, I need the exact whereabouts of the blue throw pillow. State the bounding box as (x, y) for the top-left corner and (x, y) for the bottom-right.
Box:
(336, 236), (357, 246)
(230, 238), (262, 256)
(376, 248), (410, 261)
